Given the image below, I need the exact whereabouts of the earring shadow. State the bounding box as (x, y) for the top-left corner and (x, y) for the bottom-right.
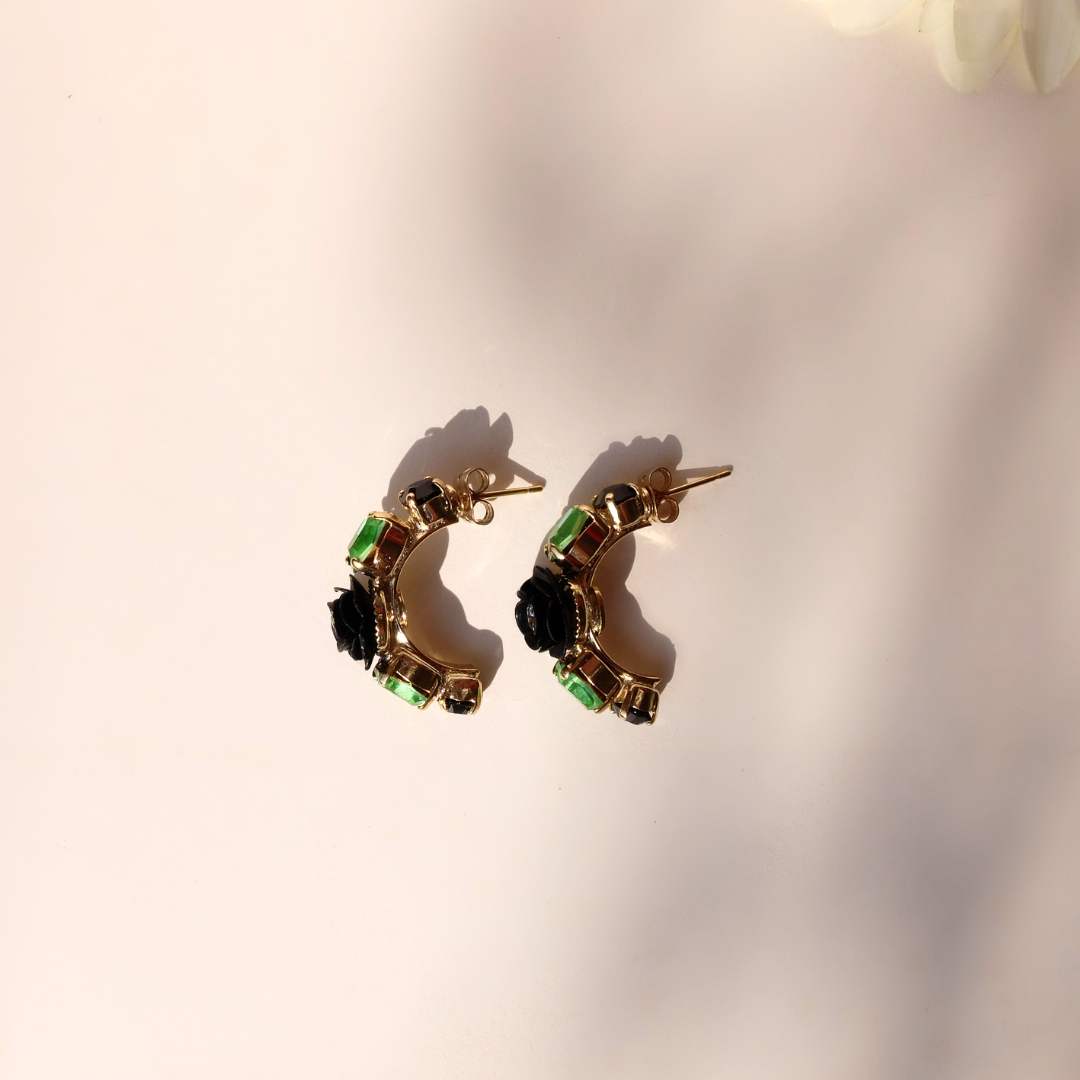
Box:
(395, 527), (504, 687)
(382, 407), (545, 514)
(383, 406), (545, 691)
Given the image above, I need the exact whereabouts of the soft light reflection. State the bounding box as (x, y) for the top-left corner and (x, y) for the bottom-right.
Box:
(815, 0), (1080, 91)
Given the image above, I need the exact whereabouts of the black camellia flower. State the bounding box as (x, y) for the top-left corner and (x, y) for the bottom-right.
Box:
(329, 575), (379, 669)
(515, 566), (577, 656)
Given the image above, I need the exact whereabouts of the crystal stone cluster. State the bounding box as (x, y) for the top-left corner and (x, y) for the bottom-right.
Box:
(333, 477), (482, 714)
(515, 481), (660, 724)
(545, 483), (649, 571)
(377, 653), (480, 714)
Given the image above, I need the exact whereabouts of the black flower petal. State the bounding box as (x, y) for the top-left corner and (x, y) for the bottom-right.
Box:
(329, 575), (379, 669)
(515, 566), (576, 657)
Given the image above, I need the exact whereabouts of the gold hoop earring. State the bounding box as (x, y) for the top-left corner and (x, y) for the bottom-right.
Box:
(331, 468), (543, 714)
(515, 466), (731, 725)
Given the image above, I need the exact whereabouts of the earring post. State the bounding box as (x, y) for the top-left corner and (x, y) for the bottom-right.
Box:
(483, 484), (545, 499)
(663, 467), (733, 496)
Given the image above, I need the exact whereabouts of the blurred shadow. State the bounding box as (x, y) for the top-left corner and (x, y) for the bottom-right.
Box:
(543, 435), (726, 689)
(385, 407), (545, 689)
(381, 407), (545, 513)
(843, 221), (1080, 1079)
(445, 7), (1080, 1072)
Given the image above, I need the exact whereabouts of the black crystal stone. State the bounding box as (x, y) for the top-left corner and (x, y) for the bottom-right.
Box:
(407, 477), (442, 504)
(328, 575), (379, 669)
(515, 565), (577, 657)
(624, 706), (653, 725)
(594, 483), (638, 509)
(443, 698), (475, 715)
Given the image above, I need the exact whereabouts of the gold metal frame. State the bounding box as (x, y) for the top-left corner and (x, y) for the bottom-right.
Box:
(346, 467), (542, 714)
(543, 466), (732, 725)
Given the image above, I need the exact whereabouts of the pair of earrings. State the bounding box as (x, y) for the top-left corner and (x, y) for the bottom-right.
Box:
(328, 461), (731, 723)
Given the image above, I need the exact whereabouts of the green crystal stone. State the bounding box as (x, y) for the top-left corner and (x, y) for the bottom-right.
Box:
(548, 506), (590, 554)
(383, 676), (427, 707)
(349, 515), (388, 563)
(555, 661), (605, 711)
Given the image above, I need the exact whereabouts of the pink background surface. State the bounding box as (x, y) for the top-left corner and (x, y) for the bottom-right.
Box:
(2, 2), (1080, 1077)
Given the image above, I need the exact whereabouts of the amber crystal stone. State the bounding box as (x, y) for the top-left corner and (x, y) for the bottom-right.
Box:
(576, 652), (620, 701)
(554, 651), (620, 711)
(554, 661), (605, 711)
(546, 507), (609, 571)
(382, 654), (440, 707)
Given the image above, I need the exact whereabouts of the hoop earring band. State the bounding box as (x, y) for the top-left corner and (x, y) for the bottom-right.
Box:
(331, 468), (542, 714)
(515, 466), (731, 725)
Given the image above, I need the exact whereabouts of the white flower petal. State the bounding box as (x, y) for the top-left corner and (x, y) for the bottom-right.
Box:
(829, 0), (912, 33)
(921, 0), (954, 32)
(935, 13), (1019, 87)
(1021, 0), (1080, 91)
(954, 0), (1022, 59)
